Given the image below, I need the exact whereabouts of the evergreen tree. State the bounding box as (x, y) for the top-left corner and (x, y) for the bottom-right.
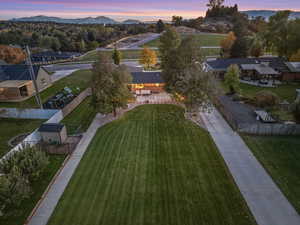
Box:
(156, 19), (165, 33)
(112, 47), (122, 65)
(224, 64), (241, 94)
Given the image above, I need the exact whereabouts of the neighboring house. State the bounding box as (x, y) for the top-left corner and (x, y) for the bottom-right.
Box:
(0, 65), (52, 101)
(205, 57), (300, 82)
(31, 51), (81, 64)
(0, 60), (7, 65)
(130, 71), (165, 93)
(38, 123), (67, 144)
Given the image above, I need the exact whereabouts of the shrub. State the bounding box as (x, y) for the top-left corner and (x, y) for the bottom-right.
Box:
(293, 101), (300, 123)
(254, 90), (280, 107)
(0, 145), (49, 182)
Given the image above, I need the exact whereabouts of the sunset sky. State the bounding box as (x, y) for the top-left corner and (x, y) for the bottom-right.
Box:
(0, 0), (299, 21)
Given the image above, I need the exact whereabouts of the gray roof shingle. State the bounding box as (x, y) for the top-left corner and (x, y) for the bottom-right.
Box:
(131, 72), (164, 84)
(0, 65), (40, 81)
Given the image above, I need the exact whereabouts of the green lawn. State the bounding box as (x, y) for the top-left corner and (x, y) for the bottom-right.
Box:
(48, 104), (255, 225)
(79, 49), (148, 61)
(61, 96), (97, 135)
(0, 70), (93, 108)
(222, 82), (300, 103)
(243, 135), (300, 213)
(0, 155), (66, 225)
(143, 33), (226, 48)
(0, 118), (44, 157)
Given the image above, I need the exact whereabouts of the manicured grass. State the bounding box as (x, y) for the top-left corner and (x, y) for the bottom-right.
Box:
(48, 105), (255, 225)
(0, 70), (93, 108)
(0, 155), (66, 225)
(79, 49), (149, 61)
(62, 96), (97, 134)
(0, 118), (44, 157)
(222, 82), (300, 102)
(143, 33), (226, 48)
(238, 83), (300, 102)
(243, 135), (300, 213)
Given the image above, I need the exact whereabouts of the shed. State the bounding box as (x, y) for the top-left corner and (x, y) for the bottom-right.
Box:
(38, 123), (67, 144)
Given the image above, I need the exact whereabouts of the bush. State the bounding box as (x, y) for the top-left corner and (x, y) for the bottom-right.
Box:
(254, 91), (280, 107)
(293, 102), (300, 123)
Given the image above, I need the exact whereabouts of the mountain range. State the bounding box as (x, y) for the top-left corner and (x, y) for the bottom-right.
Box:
(242, 10), (300, 20)
(11, 15), (142, 24)
(11, 10), (300, 24)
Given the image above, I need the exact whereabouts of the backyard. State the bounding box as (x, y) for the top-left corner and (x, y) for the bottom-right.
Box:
(0, 70), (93, 108)
(0, 118), (44, 157)
(243, 135), (300, 214)
(48, 104), (256, 225)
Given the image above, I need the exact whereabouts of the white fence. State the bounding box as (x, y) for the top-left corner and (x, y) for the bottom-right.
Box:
(238, 123), (300, 136)
(0, 108), (59, 119)
(1, 89), (91, 162)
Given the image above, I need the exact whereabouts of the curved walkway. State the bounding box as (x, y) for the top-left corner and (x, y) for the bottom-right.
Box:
(200, 107), (300, 225)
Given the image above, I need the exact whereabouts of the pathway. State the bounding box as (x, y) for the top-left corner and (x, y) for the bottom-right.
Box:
(26, 103), (140, 225)
(200, 107), (300, 225)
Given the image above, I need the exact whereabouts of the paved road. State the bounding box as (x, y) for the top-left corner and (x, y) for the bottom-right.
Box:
(200, 107), (300, 225)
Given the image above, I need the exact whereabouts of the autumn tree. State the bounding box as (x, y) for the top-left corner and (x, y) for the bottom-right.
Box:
(0, 45), (26, 64)
(224, 64), (241, 94)
(139, 47), (157, 69)
(91, 53), (132, 117)
(112, 47), (122, 65)
(290, 49), (300, 62)
(220, 32), (236, 58)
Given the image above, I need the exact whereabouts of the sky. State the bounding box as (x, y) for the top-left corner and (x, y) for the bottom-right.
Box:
(0, 0), (299, 21)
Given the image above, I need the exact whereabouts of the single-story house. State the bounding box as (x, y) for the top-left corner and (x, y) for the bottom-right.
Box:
(31, 51), (81, 64)
(38, 123), (67, 144)
(0, 65), (52, 101)
(205, 57), (300, 82)
(130, 71), (165, 94)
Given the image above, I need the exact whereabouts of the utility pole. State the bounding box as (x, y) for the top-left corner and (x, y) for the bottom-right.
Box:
(26, 46), (43, 109)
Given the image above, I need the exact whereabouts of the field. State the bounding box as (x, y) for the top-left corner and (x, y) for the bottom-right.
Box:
(0, 118), (44, 157)
(79, 49), (147, 61)
(0, 155), (66, 225)
(243, 135), (300, 213)
(61, 96), (97, 134)
(48, 105), (255, 225)
(0, 70), (93, 108)
(143, 33), (226, 48)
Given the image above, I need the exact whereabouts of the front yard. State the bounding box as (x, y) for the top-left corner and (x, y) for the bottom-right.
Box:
(48, 104), (256, 225)
(0, 70), (93, 108)
(243, 135), (300, 214)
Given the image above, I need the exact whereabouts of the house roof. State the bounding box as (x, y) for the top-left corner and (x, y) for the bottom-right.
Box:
(0, 65), (41, 81)
(38, 123), (65, 133)
(0, 80), (32, 88)
(131, 72), (164, 84)
(206, 57), (290, 73)
(285, 62), (300, 73)
(254, 64), (280, 75)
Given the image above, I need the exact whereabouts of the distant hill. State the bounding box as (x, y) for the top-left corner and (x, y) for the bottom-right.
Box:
(242, 10), (300, 20)
(11, 15), (121, 24)
(123, 19), (142, 24)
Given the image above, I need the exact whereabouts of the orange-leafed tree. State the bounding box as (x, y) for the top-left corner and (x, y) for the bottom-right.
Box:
(0, 45), (26, 64)
(139, 47), (158, 69)
(220, 32), (236, 58)
(290, 49), (300, 62)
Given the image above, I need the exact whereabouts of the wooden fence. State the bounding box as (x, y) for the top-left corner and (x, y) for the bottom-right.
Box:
(238, 123), (300, 136)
